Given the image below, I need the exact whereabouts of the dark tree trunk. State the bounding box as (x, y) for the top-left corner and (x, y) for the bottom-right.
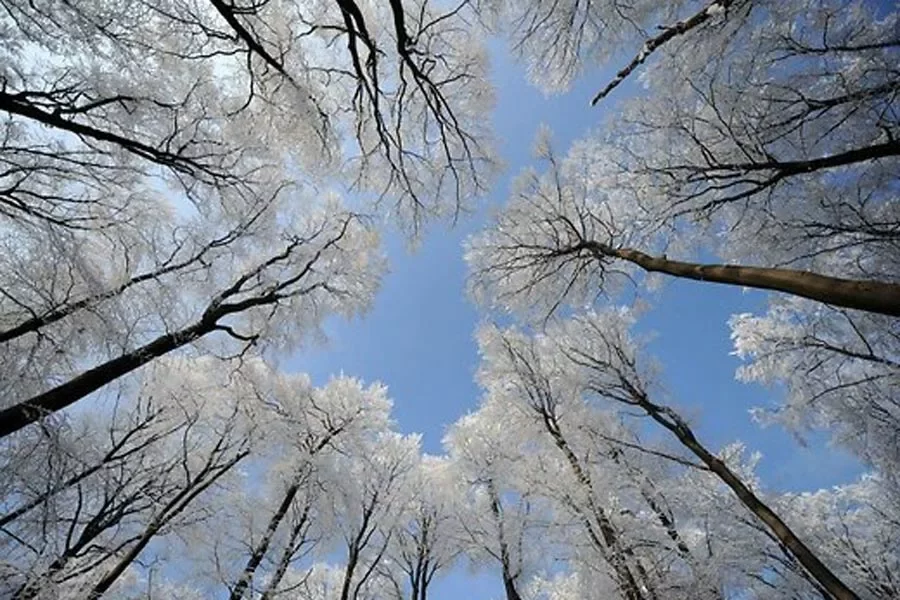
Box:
(0, 320), (213, 438)
(229, 482), (302, 600)
(89, 450), (249, 597)
(634, 392), (861, 600)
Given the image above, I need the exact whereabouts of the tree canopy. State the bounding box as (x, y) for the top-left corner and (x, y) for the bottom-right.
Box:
(0, 0), (897, 598)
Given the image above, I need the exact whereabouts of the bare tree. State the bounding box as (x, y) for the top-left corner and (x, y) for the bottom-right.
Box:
(223, 375), (388, 600)
(0, 206), (382, 438)
(542, 311), (862, 600)
(382, 457), (460, 600)
(1, 0), (497, 443)
(467, 139), (900, 320)
(0, 357), (258, 599)
(445, 412), (545, 600)
(489, 332), (720, 600)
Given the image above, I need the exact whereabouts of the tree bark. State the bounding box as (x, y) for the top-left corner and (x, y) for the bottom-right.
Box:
(486, 481), (525, 600)
(583, 242), (900, 317)
(632, 391), (861, 600)
(591, 0), (733, 105)
(229, 481), (302, 600)
(0, 320), (213, 439)
(257, 504), (312, 600)
(501, 574), (524, 600)
(541, 416), (648, 600)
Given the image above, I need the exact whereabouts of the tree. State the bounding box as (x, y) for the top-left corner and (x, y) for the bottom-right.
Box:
(2, 0), (898, 598)
(1, 0), (497, 440)
(0, 353), (447, 600)
(473, 325), (723, 600)
(0, 356), (261, 599)
(212, 374), (397, 600)
(473, 0), (700, 94)
(444, 405), (555, 600)
(730, 298), (900, 492)
(1, 0), (495, 229)
(0, 199), (383, 437)
(328, 432), (421, 600)
(467, 122), (899, 319)
(467, 0), (899, 447)
(381, 456), (462, 600)
(473, 310), (876, 599)
(466, 5), (898, 594)
(773, 475), (900, 599)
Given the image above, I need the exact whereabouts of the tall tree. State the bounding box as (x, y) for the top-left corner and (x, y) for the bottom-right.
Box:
(0, 0), (497, 440)
(381, 456), (461, 600)
(444, 408), (553, 600)
(0, 356), (261, 599)
(216, 374), (395, 600)
(466, 3), (899, 580)
(0, 201), (384, 437)
(471, 311), (876, 599)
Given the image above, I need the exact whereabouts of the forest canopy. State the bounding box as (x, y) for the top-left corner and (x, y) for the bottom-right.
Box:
(0, 0), (897, 599)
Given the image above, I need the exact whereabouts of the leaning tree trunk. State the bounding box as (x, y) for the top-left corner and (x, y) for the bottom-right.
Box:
(229, 481), (303, 600)
(629, 389), (861, 600)
(583, 241), (900, 317)
(258, 504), (312, 600)
(540, 414), (650, 600)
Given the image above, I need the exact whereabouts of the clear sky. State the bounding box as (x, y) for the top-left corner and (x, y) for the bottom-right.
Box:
(287, 43), (862, 599)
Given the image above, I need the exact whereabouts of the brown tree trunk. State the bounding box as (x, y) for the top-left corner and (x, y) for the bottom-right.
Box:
(585, 242), (900, 317)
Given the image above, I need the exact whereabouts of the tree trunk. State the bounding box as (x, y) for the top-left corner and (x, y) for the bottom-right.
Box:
(585, 242), (900, 317)
(258, 504), (312, 600)
(0, 320), (213, 439)
(634, 393), (861, 600)
(339, 500), (379, 600)
(229, 481), (302, 600)
(501, 573), (524, 600)
(541, 414), (648, 600)
(486, 481), (525, 600)
(340, 546), (360, 600)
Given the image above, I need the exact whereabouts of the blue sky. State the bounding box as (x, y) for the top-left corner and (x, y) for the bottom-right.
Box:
(288, 43), (862, 598)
